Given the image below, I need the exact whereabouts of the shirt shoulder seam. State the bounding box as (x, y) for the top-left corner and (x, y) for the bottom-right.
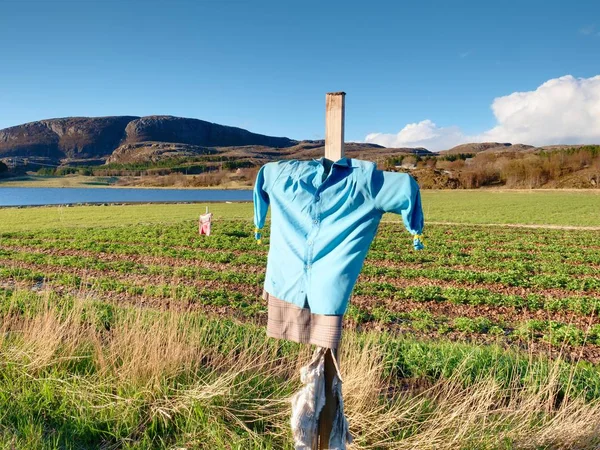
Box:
(270, 160), (297, 190)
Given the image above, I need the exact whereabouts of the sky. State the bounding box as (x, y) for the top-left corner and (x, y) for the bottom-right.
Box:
(0, 0), (599, 151)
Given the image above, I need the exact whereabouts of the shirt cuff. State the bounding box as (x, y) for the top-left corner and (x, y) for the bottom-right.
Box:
(255, 227), (263, 244)
(412, 233), (425, 250)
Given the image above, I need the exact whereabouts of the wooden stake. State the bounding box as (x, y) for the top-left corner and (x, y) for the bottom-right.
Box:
(317, 91), (346, 449)
(325, 92), (346, 161)
(318, 348), (339, 449)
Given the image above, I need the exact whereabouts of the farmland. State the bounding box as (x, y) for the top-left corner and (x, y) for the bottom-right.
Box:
(1, 191), (600, 449)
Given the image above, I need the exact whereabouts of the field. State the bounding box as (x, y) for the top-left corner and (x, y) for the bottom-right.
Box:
(2, 190), (600, 232)
(1, 190), (600, 449)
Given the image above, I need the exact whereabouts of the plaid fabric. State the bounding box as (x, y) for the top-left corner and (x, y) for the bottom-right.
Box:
(264, 291), (343, 349)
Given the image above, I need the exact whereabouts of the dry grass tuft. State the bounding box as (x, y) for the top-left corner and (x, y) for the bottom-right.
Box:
(2, 292), (600, 448)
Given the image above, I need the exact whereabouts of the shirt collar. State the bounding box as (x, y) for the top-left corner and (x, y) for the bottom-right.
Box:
(312, 156), (352, 168)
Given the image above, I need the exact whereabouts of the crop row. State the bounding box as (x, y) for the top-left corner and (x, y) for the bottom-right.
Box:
(3, 233), (600, 276)
(3, 220), (599, 254)
(0, 248), (264, 285)
(361, 264), (600, 291)
(1, 236), (599, 292)
(0, 239), (264, 265)
(355, 282), (600, 316)
(347, 304), (600, 347)
(3, 249), (600, 318)
(0, 266), (264, 317)
(3, 220), (600, 268)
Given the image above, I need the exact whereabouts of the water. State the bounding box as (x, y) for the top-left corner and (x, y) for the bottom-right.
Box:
(0, 187), (253, 207)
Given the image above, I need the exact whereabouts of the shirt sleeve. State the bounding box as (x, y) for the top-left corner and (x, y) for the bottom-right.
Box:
(253, 163), (273, 234)
(371, 169), (424, 237)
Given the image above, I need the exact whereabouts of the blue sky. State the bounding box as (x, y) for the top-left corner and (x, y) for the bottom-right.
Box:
(1, 0), (599, 150)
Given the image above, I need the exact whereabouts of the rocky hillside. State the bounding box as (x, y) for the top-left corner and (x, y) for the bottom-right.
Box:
(125, 116), (294, 149)
(3, 114), (548, 167)
(439, 142), (536, 155)
(0, 115), (297, 161)
(4, 115), (595, 178)
(0, 117), (137, 159)
(107, 139), (432, 165)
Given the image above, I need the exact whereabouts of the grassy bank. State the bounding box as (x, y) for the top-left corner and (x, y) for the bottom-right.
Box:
(0, 174), (122, 188)
(2, 289), (600, 449)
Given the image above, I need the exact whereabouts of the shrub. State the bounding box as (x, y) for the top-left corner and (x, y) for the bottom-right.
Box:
(36, 167), (56, 176)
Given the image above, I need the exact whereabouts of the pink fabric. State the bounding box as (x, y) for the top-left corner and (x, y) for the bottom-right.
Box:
(199, 213), (212, 236)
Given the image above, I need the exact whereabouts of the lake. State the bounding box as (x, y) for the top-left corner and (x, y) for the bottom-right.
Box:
(0, 187), (253, 207)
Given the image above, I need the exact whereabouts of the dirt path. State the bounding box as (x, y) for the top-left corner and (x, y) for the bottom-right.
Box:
(427, 221), (600, 231)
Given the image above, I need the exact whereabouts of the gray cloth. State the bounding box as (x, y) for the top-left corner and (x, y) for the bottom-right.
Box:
(290, 347), (352, 450)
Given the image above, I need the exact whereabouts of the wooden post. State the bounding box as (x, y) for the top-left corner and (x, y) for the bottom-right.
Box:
(325, 92), (346, 161)
(317, 92), (346, 449)
(318, 348), (338, 449)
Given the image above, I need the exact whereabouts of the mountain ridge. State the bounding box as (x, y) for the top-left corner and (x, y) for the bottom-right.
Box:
(2, 115), (595, 168)
(0, 115), (297, 161)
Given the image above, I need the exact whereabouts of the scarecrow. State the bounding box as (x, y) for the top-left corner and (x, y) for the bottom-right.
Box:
(253, 154), (424, 449)
(199, 207), (213, 236)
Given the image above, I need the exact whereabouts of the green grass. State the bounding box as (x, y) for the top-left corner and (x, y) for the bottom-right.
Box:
(418, 190), (600, 227)
(0, 203), (254, 232)
(2, 190), (600, 232)
(2, 289), (600, 449)
(2, 192), (600, 448)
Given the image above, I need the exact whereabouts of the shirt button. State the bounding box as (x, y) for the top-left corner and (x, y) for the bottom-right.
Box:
(313, 219), (319, 225)
(306, 264), (312, 270)
(307, 240), (313, 246)
(315, 195), (320, 201)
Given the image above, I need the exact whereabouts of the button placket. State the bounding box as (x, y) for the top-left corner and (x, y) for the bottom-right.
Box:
(306, 182), (322, 275)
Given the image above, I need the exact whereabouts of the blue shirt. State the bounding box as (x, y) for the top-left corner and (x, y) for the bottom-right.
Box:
(253, 157), (424, 315)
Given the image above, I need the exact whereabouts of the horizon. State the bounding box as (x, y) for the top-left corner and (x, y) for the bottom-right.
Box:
(1, 0), (599, 151)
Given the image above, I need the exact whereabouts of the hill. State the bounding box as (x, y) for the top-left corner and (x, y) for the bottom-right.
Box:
(107, 139), (432, 165)
(124, 116), (296, 149)
(0, 115), (297, 162)
(439, 142), (536, 155)
(2, 115), (598, 190)
(0, 117), (138, 159)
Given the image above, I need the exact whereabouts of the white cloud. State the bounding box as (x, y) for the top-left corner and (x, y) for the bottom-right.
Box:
(580, 25), (595, 35)
(365, 74), (600, 151)
(365, 120), (466, 151)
